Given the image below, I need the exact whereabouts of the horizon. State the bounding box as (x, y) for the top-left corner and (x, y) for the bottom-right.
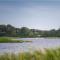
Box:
(0, 24), (60, 31)
(0, 0), (60, 30)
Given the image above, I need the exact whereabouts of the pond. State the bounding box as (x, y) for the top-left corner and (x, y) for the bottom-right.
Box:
(0, 38), (60, 53)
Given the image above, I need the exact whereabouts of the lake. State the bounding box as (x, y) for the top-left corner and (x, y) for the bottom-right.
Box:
(0, 38), (60, 53)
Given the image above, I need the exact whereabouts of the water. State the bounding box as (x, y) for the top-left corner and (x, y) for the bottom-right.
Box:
(0, 38), (60, 53)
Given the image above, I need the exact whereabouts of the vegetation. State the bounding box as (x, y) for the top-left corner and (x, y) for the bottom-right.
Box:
(0, 24), (60, 37)
(0, 37), (32, 43)
(0, 48), (60, 60)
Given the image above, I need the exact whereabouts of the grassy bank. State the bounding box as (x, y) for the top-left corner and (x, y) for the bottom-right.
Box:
(0, 48), (60, 60)
(0, 37), (32, 43)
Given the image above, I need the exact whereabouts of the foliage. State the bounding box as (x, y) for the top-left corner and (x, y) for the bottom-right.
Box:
(0, 24), (60, 37)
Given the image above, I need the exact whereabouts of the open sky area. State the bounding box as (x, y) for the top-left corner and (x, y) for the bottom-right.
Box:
(0, 0), (60, 30)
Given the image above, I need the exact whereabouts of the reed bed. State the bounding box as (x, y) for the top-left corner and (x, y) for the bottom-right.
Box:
(0, 48), (60, 60)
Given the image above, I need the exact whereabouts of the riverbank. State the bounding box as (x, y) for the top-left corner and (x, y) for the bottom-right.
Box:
(0, 48), (60, 60)
(0, 37), (32, 43)
(0, 37), (60, 43)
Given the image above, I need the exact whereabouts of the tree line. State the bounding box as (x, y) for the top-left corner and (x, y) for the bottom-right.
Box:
(0, 24), (60, 37)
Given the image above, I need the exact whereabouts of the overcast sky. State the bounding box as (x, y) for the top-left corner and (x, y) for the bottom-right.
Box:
(0, 0), (60, 30)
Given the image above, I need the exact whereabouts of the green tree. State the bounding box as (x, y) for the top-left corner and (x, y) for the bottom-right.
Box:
(20, 27), (30, 37)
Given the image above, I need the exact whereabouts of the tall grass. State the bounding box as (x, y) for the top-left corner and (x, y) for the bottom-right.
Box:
(0, 48), (60, 60)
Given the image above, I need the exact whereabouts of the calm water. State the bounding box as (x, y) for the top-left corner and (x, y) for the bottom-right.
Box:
(0, 38), (60, 53)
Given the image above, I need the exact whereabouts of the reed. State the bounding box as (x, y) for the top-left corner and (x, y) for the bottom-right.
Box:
(0, 48), (60, 60)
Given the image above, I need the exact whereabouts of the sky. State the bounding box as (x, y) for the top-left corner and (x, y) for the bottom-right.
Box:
(0, 0), (60, 30)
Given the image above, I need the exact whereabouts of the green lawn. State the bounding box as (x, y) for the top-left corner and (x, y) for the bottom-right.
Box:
(0, 37), (32, 43)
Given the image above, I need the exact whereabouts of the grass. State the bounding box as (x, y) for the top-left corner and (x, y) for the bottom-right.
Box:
(0, 48), (60, 60)
(0, 37), (32, 43)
